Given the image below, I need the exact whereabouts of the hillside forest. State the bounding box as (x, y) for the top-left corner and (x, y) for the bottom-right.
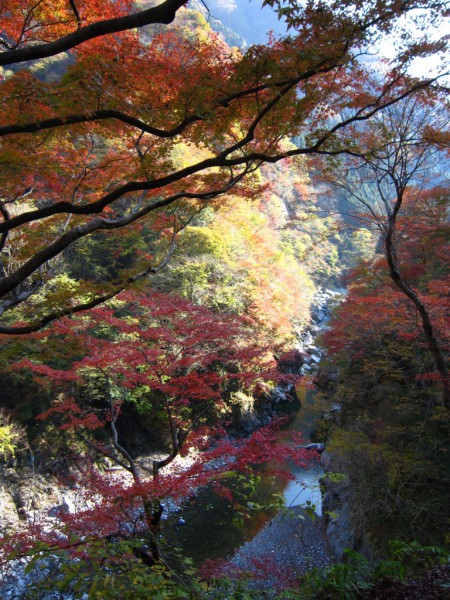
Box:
(0, 0), (449, 598)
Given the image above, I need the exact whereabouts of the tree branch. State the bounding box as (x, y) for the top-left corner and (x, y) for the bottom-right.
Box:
(0, 170), (248, 333)
(68, 0), (82, 27)
(0, 0), (188, 67)
(2, 70), (430, 238)
(0, 109), (203, 139)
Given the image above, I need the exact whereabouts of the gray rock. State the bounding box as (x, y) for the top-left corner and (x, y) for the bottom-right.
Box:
(231, 506), (333, 592)
(271, 387), (288, 403)
(304, 443), (325, 453)
(323, 482), (356, 562)
(312, 309), (325, 323)
(47, 502), (70, 517)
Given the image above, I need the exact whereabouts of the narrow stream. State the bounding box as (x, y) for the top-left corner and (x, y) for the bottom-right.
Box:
(282, 385), (324, 516)
(165, 384), (325, 566)
(166, 289), (343, 567)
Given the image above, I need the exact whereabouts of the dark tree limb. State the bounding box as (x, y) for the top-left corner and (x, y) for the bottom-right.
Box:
(0, 170), (248, 333)
(0, 76), (438, 239)
(0, 109), (203, 140)
(0, 0), (188, 67)
(68, 0), (82, 27)
(0, 72), (328, 140)
(385, 194), (449, 409)
(0, 201), (9, 254)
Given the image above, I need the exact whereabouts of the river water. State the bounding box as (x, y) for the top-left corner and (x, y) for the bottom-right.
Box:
(165, 384), (326, 567)
(166, 289), (344, 568)
(282, 385), (324, 516)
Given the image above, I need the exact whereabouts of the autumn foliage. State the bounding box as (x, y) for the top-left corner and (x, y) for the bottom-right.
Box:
(325, 185), (449, 371)
(0, 0), (449, 596)
(0, 0), (448, 332)
(1, 289), (312, 577)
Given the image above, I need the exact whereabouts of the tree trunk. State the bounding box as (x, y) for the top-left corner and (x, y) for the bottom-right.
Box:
(385, 210), (449, 410)
(142, 497), (164, 562)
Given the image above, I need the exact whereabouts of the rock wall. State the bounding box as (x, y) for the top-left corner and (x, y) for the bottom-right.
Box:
(270, 288), (345, 406)
(320, 452), (358, 562)
(294, 287), (367, 562)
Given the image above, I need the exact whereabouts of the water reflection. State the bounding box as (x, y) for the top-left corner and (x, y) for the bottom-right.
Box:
(282, 385), (324, 515)
(165, 385), (325, 565)
(283, 464), (323, 515)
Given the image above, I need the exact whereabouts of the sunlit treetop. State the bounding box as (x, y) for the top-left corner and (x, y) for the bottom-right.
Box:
(0, 0), (448, 334)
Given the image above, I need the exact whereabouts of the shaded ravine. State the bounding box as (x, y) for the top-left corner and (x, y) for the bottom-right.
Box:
(230, 386), (333, 588)
(282, 386), (326, 516)
(0, 291), (342, 598)
(166, 290), (343, 578)
(164, 389), (327, 566)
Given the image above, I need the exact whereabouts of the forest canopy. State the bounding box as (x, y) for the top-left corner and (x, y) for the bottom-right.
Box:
(0, 0), (448, 333)
(0, 1), (449, 597)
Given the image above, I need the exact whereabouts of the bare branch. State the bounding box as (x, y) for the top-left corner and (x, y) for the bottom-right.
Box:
(68, 0), (82, 27)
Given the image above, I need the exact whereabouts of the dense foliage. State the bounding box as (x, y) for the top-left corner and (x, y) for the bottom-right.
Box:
(0, 0), (449, 598)
(0, 0), (447, 333)
(322, 183), (449, 549)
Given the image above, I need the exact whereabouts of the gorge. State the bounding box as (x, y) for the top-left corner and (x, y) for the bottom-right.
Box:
(0, 0), (448, 597)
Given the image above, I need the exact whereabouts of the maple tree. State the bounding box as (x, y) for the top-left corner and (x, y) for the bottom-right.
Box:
(0, 2), (449, 594)
(0, 0), (448, 333)
(315, 93), (449, 551)
(320, 93), (449, 407)
(321, 197), (449, 548)
(1, 289), (310, 574)
(151, 152), (334, 344)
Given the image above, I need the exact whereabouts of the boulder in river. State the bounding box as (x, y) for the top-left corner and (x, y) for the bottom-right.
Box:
(277, 349), (304, 374)
(304, 443), (325, 453)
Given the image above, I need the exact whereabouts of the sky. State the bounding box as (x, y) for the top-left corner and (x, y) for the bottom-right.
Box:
(202, 0), (288, 46)
(203, 0), (449, 79)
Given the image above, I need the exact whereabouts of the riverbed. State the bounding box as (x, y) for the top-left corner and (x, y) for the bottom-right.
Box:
(229, 385), (333, 591)
(165, 289), (343, 582)
(164, 384), (333, 585)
